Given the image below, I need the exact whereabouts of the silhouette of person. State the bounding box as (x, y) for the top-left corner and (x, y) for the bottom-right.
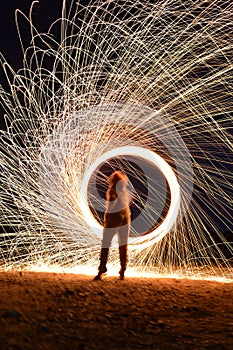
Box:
(94, 170), (131, 280)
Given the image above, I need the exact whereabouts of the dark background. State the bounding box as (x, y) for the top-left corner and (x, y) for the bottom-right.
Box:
(0, 0), (63, 127)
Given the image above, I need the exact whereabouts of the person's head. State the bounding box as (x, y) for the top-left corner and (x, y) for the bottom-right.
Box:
(108, 170), (129, 189)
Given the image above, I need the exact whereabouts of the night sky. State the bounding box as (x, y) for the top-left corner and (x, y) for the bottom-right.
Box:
(0, 1), (62, 117)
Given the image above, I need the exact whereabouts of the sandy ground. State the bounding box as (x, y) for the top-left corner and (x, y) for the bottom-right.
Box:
(0, 271), (232, 350)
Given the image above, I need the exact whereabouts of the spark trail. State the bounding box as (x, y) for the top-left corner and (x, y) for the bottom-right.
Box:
(0, 0), (232, 281)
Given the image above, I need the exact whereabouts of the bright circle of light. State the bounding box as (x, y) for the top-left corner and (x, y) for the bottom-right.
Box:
(80, 146), (180, 249)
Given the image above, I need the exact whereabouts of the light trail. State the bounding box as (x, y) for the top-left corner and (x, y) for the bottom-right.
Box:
(0, 0), (232, 281)
(80, 146), (180, 248)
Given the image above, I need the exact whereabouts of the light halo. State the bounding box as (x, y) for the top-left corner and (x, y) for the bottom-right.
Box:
(80, 145), (180, 249)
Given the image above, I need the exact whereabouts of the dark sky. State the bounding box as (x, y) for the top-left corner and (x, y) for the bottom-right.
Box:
(0, 1), (64, 129)
(0, 1), (62, 84)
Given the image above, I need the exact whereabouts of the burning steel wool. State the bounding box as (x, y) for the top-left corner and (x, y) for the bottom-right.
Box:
(0, 0), (232, 281)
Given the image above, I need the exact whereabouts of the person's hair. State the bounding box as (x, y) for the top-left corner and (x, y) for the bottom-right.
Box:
(108, 170), (128, 188)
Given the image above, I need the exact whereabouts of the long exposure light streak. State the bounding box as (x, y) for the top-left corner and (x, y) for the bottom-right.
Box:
(80, 146), (180, 248)
(0, 0), (232, 281)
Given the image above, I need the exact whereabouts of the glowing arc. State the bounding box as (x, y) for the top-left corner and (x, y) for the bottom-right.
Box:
(80, 146), (180, 249)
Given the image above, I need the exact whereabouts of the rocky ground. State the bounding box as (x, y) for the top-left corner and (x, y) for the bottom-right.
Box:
(0, 271), (233, 350)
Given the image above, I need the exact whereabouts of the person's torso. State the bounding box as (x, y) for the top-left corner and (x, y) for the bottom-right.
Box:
(106, 188), (131, 216)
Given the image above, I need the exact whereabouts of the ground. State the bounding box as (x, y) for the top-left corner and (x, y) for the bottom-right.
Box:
(0, 271), (232, 350)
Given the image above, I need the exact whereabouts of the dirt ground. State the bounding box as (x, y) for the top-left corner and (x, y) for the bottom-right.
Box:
(0, 271), (232, 350)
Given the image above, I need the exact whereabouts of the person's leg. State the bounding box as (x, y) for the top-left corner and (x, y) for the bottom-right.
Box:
(118, 245), (127, 279)
(118, 221), (130, 279)
(98, 248), (109, 274)
(100, 214), (124, 272)
(94, 228), (115, 280)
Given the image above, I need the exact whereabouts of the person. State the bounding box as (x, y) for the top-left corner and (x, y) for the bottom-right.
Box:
(94, 170), (131, 280)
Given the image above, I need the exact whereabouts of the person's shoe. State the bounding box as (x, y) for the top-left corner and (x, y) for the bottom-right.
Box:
(119, 270), (125, 280)
(93, 272), (102, 280)
(93, 269), (107, 280)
